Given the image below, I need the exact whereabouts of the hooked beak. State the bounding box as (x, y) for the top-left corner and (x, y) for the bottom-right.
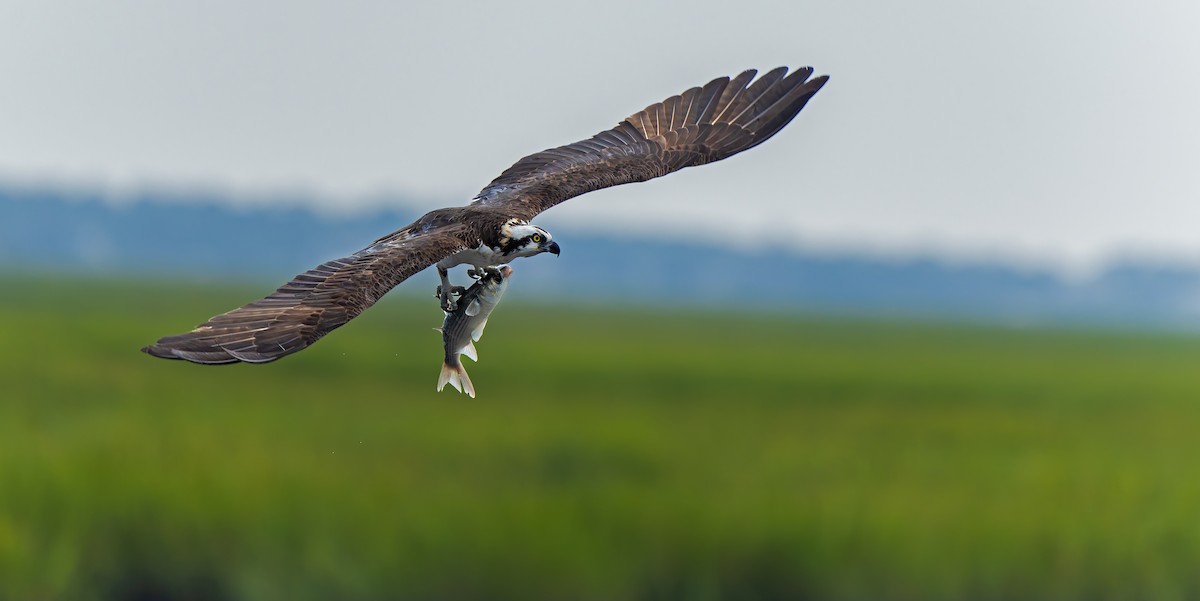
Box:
(545, 240), (561, 256)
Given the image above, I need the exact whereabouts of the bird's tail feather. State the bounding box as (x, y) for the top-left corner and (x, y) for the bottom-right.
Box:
(437, 361), (476, 398)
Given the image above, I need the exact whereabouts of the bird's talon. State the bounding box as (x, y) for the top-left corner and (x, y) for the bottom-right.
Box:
(437, 285), (467, 312)
(435, 285), (466, 296)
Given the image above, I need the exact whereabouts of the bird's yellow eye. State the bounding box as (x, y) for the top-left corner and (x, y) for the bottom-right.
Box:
(531, 234), (542, 243)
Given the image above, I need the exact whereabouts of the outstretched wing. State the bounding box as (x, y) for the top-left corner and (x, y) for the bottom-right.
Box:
(142, 226), (471, 364)
(473, 66), (828, 221)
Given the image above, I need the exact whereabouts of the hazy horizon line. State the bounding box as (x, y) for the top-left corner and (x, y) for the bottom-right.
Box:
(7, 173), (1200, 283)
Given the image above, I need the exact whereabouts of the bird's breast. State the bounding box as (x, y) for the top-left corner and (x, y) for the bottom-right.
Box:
(438, 243), (502, 269)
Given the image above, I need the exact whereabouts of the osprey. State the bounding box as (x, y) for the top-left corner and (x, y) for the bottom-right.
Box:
(143, 66), (829, 364)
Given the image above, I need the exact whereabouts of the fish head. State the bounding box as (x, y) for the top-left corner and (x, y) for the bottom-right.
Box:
(475, 264), (512, 285)
(472, 264), (512, 303)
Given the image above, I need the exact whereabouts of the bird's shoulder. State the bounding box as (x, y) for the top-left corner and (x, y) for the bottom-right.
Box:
(370, 204), (507, 249)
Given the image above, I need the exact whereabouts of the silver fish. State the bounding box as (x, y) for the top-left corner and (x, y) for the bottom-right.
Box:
(435, 264), (512, 397)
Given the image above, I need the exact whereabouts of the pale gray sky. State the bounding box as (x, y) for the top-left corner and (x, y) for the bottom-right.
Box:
(3, 0), (1199, 275)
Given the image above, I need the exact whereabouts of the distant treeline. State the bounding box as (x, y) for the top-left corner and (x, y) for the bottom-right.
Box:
(4, 183), (1200, 329)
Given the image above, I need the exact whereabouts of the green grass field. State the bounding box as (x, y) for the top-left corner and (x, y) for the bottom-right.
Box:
(4, 273), (1200, 600)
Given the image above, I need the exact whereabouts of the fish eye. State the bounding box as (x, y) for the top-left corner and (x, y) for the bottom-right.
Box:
(531, 234), (543, 243)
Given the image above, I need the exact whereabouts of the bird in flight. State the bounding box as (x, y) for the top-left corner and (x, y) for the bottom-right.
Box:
(143, 66), (829, 364)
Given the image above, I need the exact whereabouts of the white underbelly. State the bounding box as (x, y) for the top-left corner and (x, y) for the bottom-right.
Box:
(437, 245), (500, 270)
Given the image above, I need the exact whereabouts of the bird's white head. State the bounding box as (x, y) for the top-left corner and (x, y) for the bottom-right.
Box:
(500, 221), (560, 259)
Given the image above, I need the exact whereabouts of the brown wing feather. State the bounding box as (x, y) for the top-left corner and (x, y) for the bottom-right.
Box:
(142, 226), (471, 364)
(473, 67), (828, 221)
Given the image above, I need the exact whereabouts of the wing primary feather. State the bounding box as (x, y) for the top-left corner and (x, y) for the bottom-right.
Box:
(731, 67), (814, 128)
(172, 350), (240, 364)
(663, 95), (676, 132)
(678, 86), (699, 127)
(724, 66), (790, 126)
(711, 69), (758, 123)
(692, 76), (730, 125)
(742, 74), (828, 138)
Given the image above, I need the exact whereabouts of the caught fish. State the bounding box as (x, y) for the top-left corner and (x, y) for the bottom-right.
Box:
(436, 264), (513, 397)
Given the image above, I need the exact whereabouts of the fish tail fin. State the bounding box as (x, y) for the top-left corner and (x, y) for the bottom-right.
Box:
(459, 365), (475, 398)
(437, 360), (476, 398)
(436, 361), (458, 393)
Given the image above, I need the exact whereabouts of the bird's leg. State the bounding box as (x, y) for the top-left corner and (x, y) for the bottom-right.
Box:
(434, 266), (466, 311)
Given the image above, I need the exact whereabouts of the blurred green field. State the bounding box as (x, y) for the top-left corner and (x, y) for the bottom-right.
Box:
(4, 273), (1200, 600)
